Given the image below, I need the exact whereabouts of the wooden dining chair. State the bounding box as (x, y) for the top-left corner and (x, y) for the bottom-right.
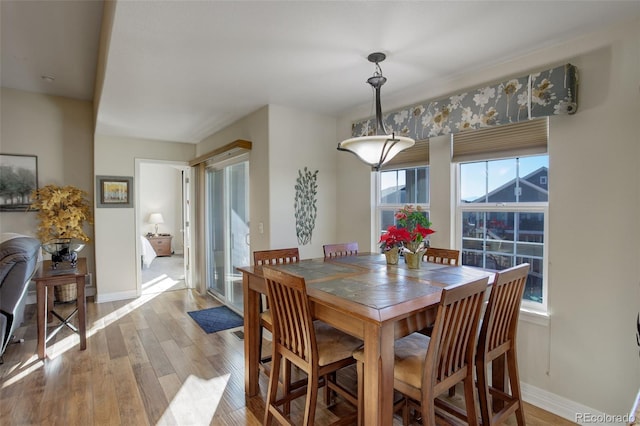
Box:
(354, 277), (488, 426)
(263, 266), (362, 426)
(418, 248), (461, 341)
(253, 248), (300, 371)
(476, 263), (529, 426)
(254, 248), (300, 266)
(323, 242), (359, 258)
(423, 247), (460, 266)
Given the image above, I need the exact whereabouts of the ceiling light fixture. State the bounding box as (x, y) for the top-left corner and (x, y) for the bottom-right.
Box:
(41, 75), (55, 83)
(337, 52), (415, 170)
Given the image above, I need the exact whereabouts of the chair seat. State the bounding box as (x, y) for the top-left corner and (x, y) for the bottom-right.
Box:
(315, 321), (362, 367)
(353, 332), (430, 390)
(260, 309), (272, 328)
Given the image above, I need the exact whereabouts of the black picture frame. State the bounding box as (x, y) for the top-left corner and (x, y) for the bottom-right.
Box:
(96, 175), (134, 208)
(0, 154), (38, 212)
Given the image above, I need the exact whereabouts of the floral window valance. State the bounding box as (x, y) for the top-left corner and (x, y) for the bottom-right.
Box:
(351, 63), (577, 140)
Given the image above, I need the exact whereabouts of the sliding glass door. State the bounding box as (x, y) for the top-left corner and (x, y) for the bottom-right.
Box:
(205, 158), (250, 312)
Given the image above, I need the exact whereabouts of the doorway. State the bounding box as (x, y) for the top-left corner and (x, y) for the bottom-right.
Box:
(136, 159), (192, 296)
(205, 156), (250, 313)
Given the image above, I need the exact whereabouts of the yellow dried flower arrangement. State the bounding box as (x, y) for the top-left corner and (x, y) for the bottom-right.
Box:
(30, 184), (93, 243)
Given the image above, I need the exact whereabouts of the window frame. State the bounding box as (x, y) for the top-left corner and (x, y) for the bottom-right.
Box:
(455, 159), (549, 314)
(375, 166), (431, 251)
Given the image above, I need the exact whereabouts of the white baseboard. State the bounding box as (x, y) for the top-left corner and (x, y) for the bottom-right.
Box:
(95, 289), (139, 303)
(24, 272), (137, 304)
(522, 382), (627, 425)
(26, 287), (97, 305)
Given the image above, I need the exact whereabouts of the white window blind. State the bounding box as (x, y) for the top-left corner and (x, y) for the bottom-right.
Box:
(452, 118), (548, 163)
(380, 138), (429, 170)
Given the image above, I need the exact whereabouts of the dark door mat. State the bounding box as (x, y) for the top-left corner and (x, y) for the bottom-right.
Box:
(187, 305), (243, 334)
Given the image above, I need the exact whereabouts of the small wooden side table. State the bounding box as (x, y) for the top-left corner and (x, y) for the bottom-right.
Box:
(146, 235), (173, 256)
(33, 257), (87, 359)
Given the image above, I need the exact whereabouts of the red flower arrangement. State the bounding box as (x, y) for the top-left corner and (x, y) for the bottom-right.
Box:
(379, 205), (435, 253)
(378, 225), (411, 250)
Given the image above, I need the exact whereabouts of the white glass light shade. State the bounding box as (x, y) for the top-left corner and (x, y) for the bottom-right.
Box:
(338, 134), (415, 170)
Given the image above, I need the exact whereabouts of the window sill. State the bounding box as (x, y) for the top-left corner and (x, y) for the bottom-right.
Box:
(519, 307), (550, 327)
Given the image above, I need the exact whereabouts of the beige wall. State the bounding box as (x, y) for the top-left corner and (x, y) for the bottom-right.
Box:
(425, 134), (455, 250)
(0, 88), (96, 287)
(542, 24), (639, 414)
(334, 138), (375, 251)
(196, 105), (338, 261)
(336, 18), (640, 417)
(267, 105), (337, 259)
(93, 135), (194, 302)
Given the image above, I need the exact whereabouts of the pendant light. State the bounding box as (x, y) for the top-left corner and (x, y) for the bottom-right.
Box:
(338, 52), (415, 170)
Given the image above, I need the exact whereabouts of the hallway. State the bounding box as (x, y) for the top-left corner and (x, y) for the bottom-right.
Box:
(141, 255), (186, 295)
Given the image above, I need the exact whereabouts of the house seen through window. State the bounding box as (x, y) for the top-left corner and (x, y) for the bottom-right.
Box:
(459, 155), (548, 306)
(375, 153), (548, 309)
(378, 167), (430, 238)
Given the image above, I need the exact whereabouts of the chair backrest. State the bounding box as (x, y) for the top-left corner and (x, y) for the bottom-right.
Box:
(424, 247), (460, 266)
(263, 266), (317, 368)
(323, 242), (359, 258)
(253, 248), (300, 266)
(477, 263), (529, 363)
(423, 277), (488, 394)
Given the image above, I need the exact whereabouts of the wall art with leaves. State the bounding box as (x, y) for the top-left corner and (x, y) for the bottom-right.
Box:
(294, 167), (318, 245)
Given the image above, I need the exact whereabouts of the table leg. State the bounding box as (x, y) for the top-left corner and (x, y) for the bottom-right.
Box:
(243, 273), (260, 396)
(362, 322), (395, 426)
(36, 282), (46, 359)
(76, 276), (87, 350)
(47, 287), (54, 323)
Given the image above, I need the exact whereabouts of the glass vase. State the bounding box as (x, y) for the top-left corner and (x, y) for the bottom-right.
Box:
(42, 238), (85, 269)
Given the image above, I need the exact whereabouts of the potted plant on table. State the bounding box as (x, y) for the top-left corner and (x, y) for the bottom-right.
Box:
(379, 205), (434, 268)
(30, 184), (93, 300)
(379, 225), (409, 265)
(30, 184), (93, 281)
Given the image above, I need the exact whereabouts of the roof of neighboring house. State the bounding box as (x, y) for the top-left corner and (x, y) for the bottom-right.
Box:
(468, 166), (548, 203)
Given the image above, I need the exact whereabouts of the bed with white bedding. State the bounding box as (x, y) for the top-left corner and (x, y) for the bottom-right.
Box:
(141, 236), (157, 268)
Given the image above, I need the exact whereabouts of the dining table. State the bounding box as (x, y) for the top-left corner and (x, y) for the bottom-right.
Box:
(238, 252), (495, 425)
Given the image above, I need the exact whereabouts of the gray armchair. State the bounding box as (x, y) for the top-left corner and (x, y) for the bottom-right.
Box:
(0, 235), (41, 360)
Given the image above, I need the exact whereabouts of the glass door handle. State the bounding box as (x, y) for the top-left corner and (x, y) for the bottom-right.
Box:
(245, 233), (250, 246)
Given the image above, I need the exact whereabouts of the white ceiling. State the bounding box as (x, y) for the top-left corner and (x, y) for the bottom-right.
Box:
(3, 1), (640, 144)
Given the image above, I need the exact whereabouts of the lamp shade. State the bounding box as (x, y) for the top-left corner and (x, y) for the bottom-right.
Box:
(337, 52), (415, 170)
(148, 213), (164, 224)
(338, 134), (415, 169)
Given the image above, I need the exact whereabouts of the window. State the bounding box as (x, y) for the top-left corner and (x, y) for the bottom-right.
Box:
(377, 166), (430, 246)
(458, 155), (548, 308)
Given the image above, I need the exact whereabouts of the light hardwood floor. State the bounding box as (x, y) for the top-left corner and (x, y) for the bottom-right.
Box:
(0, 288), (576, 425)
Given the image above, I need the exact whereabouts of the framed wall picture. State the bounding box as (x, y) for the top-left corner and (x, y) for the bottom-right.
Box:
(0, 154), (38, 212)
(96, 175), (133, 208)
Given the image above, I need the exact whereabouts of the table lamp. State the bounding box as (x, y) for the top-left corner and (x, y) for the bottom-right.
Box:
(149, 213), (164, 235)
